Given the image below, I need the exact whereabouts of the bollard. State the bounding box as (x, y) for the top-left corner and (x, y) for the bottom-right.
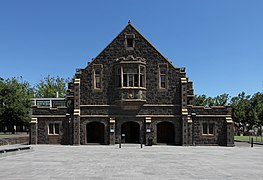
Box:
(141, 141), (143, 149)
(119, 137), (121, 148)
(251, 138), (253, 148)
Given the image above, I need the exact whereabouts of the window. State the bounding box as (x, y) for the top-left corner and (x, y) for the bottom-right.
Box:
(202, 123), (214, 135)
(115, 56), (146, 88)
(159, 64), (167, 89)
(52, 100), (65, 107)
(116, 67), (121, 87)
(140, 66), (145, 87)
(48, 123), (59, 135)
(93, 65), (103, 89)
(123, 64), (138, 87)
(36, 100), (50, 107)
(125, 34), (135, 49)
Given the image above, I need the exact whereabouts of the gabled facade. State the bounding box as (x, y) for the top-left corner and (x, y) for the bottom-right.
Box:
(30, 23), (234, 146)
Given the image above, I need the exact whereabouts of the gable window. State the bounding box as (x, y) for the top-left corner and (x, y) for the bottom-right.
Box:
(125, 34), (135, 49)
(159, 64), (167, 89)
(48, 123), (59, 135)
(93, 64), (103, 90)
(202, 123), (214, 135)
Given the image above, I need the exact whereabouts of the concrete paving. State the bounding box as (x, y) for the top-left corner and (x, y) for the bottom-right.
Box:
(0, 143), (262, 180)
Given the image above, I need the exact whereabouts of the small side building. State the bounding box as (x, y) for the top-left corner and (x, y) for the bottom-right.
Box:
(30, 23), (234, 146)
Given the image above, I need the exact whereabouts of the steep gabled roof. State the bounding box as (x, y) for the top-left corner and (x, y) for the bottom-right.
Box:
(85, 22), (178, 70)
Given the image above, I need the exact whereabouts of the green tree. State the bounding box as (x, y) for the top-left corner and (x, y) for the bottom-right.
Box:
(194, 94), (207, 106)
(214, 93), (229, 106)
(230, 92), (251, 134)
(0, 77), (33, 131)
(249, 92), (263, 127)
(34, 75), (69, 98)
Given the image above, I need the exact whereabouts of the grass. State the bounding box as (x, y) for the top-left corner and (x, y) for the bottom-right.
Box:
(235, 136), (263, 142)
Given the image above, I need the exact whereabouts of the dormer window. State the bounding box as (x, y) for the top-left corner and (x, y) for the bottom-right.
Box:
(125, 34), (135, 49)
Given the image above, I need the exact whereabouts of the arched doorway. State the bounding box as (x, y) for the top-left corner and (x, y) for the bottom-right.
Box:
(121, 121), (140, 143)
(86, 122), (105, 144)
(157, 121), (175, 144)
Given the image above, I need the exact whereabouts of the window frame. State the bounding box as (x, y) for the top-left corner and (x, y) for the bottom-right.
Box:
(48, 123), (60, 135)
(202, 123), (215, 136)
(158, 63), (168, 90)
(119, 64), (146, 88)
(93, 64), (103, 91)
(125, 34), (135, 50)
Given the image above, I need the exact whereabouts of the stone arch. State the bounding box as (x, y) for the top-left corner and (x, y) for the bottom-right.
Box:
(86, 121), (105, 144)
(121, 121), (140, 143)
(157, 121), (175, 144)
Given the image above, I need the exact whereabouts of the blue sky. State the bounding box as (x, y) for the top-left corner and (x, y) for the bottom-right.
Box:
(0, 0), (262, 97)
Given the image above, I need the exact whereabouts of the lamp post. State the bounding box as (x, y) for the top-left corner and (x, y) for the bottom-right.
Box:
(191, 112), (196, 146)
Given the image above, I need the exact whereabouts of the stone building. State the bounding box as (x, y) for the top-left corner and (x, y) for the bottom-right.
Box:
(30, 22), (234, 146)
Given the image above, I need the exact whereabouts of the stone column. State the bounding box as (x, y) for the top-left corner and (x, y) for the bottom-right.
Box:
(181, 111), (188, 145)
(226, 116), (234, 147)
(145, 117), (152, 145)
(30, 118), (38, 144)
(109, 118), (115, 145)
(187, 117), (193, 145)
(181, 78), (189, 145)
(73, 78), (81, 145)
(73, 109), (80, 145)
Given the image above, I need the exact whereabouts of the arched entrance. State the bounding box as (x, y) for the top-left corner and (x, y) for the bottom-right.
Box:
(86, 122), (105, 144)
(157, 121), (175, 144)
(121, 121), (140, 143)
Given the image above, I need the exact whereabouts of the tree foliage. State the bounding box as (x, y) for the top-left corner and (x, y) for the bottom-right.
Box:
(194, 93), (229, 106)
(34, 75), (69, 98)
(0, 77), (33, 130)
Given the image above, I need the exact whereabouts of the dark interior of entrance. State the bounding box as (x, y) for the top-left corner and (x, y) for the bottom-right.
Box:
(86, 122), (104, 144)
(121, 121), (140, 143)
(157, 121), (175, 144)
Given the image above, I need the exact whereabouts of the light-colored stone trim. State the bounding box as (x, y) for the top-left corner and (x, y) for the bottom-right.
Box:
(80, 115), (179, 118)
(31, 117), (38, 123)
(80, 104), (177, 107)
(182, 108), (188, 115)
(74, 109), (80, 116)
(136, 115), (177, 118)
(226, 116), (233, 123)
(181, 78), (187, 84)
(196, 115), (228, 118)
(110, 118), (115, 123)
(74, 78), (80, 84)
(145, 116), (151, 123)
(143, 104), (175, 107)
(80, 105), (110, 107)
(32, 115), (66, 118)
(80, 115), (109, 118)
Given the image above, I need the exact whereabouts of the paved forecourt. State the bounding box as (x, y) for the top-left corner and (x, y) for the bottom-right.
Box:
(0, 143), (262, 180)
